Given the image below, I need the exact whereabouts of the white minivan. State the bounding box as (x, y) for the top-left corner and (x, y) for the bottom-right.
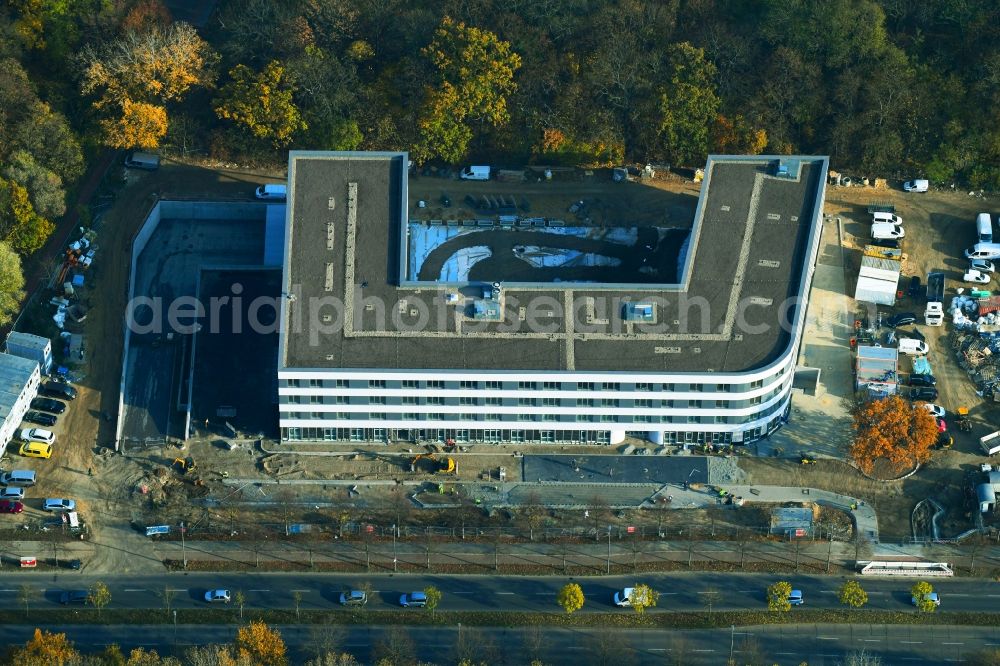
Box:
(255, 184), (287, 200)
(977, 213), (993, 243)
(904, 179), (929, 192)
(965, 243), (1000, 260)
(19, 428), (55, 445)
(872, 222), (904, 240)
(872, 212), (903, 225)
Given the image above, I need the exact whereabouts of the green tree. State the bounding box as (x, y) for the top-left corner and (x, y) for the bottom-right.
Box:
(653, 42), (720, 165)
(414, 16), (521, 163)
(911, 581), (936, 612)
(0, 178), (54, 254)
(3, 150), (65, 219)
(838, 580), (868, 608)
(423, 585), (442, 614)
(556, 583), (584, 614)
(235, 590), (247, 620)
(88, 582), (112, 618)
(767, 581), (792, 612)
(214, 61), (306, 147)
(628, 583), (659, 614)
(0, 242), (25, 326)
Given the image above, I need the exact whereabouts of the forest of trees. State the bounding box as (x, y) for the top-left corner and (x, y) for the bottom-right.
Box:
(0, 0), (998, 303)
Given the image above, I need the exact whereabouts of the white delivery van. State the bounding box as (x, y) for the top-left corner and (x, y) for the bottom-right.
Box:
(977, 213), (993, 243)
(872, 212), (903, 225)
(124, 152), (160, 170)
(255, 184), (287, 200)
(898, 338), (929, 355)
(965, 243), (1000, 260)
(871, 222), (905, 240)
(460, 165), (491, 181)
(904, 179), (929, 192)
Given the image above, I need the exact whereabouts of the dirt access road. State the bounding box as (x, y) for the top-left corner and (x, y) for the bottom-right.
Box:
(24, 157), (285, 574)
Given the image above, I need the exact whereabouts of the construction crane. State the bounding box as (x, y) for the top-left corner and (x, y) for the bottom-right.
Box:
(410, 453), (456, 474)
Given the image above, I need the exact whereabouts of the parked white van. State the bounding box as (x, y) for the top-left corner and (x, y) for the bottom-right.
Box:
(903, 179), (929, 192)
(977, 213), (993, 243)
(898, 338), (929, 355)
(872, 222), (905, 240)
(0, 470), (36, 487)
(965, 243), (1000, 260)
(255, 184), (287, 200)
(460, 165), (491, 181)
(872, 212), (903, 225)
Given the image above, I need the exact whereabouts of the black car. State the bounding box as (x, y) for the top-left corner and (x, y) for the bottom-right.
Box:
(908, 374), (937, 387)
(30, 397), (66, 414)
(59, 590), (88, 604)
(870, 238), (900, 249)
(40, 382), (77, 401)
(908, 275), (922, 298)
(23, 410), (57, 426)
(886, 312), (918, 328)
(909, 387), (938, 401)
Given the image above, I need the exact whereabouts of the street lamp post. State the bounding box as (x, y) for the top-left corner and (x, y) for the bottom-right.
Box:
(173, 610), (178, 650)
(392, 525), (397, 572)
(729, 624), (735, 662)
(607, 526), (612, 574)
(180, 522), (187, 569)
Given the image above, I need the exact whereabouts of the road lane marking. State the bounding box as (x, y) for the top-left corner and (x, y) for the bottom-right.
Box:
(817, 637), (838, 641)
(949, 594), (969, 597)
(0, 589), (16, 592)
(248, 589), (269, 592)
(942, 642), (964, 645)
(692, 649), (715, 653)
(660, 592), (679, 596)
(775, 653), (797, 656)
(900, 641), (923, 644)
(453, 591), (474, 594)
(648, 649), (667, 652)
(861, 639), (881, 643)
(124, 589), (147, 592)
(167, 589), (185, 592)
(496, 592), (515, 595)
(290, 589), (310, 593)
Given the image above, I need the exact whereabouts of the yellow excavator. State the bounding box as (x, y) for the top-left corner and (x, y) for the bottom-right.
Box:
(410, 453), (456, 474)
(172, 456), (196, 474)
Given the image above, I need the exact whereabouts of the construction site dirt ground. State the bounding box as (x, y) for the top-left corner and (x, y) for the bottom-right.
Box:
(5, 158), (999, 572)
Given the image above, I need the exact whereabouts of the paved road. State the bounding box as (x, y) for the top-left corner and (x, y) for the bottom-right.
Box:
(2, 623), (999, 665)
(6, 572), (999, 614)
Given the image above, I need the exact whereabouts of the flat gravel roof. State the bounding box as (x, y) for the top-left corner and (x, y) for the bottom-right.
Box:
(281, 153), (827, 374)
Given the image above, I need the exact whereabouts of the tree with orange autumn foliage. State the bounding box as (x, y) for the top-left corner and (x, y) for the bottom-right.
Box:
(10, 628), (80, 666)
(850, 394), (937, 474)
(99, 98), (169, 149)
(235, 620), (288, 666)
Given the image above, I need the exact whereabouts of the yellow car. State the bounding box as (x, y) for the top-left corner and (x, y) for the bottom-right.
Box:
(19, 441), (52, 459)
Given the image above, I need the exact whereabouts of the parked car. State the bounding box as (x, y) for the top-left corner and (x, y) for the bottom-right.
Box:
(59, 590), (89, 604)
(19, 428), (55, 445)
(923, 404), (946, 418)
(909, 387), (938, 401)
(0, 486), (25, 501)
(903, 179), (929, 192)
(870, 238), (900, 250)
(399, 592), (428, 608)
(30, 398), (65, 414)
(886, 312), (917, 328)
(340, 590), (368, 606)
(912, 592), (940, 607)
(0, 500), (24, 514)
(23, 411), (56, 426)
(907, 275), (922, 298)
(43, 498), (76, 512)
(908, 374), (937, 387)
(613, 588), (635, 607)
(789, 590), (804, 606)
(898, 338), (930, 355)
(963, 269), (991, 284)
(40, 382), (76, 401)
(204, 589), (231, 603)
(937, 418), (947, 433)
(971, 259), (996, 273)
(19, 442), (52, 459)
(934, 434), (954, 450)
(871, 222), (905, 240)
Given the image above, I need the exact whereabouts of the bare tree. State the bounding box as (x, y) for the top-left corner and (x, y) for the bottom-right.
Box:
(701, 588), (722, 617)
(293, 590), (303, 620)
(375, 626), (415, 665)
(522, 625), (545, 664)
(18, 584), (33, 617)
(160, 585), (175, 617)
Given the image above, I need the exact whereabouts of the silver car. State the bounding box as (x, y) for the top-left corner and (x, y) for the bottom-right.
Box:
(204, 589), (231, 603)
(0, 486), (25, 500)
(43, 498), (76, 512)
(340, 590), (367, 606)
